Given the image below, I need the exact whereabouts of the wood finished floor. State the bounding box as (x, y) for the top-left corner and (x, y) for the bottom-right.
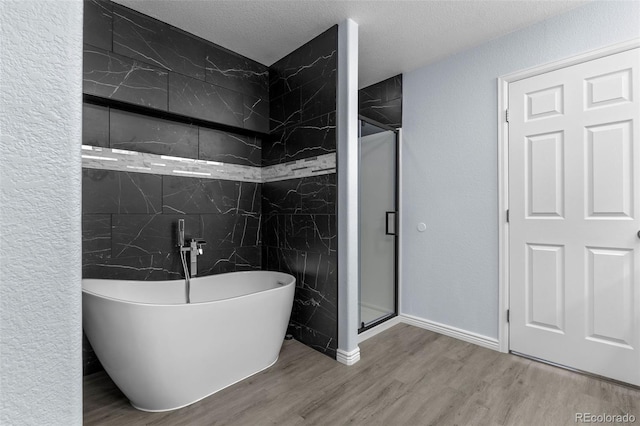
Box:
(83, 324), (640, 425)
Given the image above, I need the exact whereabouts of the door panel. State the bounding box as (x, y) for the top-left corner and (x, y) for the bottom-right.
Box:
(586, 121), (633, 218)
(526, 244), (565, 332)
(526, 131), (565, 217)
(586, 247), (634, 348)
(359, 123), (397, 328)
(509, 48), (640, 385)
(526, 85), (564, 120)
(585, 68), (632, 109)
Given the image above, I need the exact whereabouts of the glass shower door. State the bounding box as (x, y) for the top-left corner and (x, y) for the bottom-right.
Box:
(359, 119), (397, 330)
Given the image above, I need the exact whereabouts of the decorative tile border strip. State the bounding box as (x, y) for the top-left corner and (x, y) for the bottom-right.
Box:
(81, 145), (261, 182)
(81, 146), (335, 183)
(261, 154), (335, 182)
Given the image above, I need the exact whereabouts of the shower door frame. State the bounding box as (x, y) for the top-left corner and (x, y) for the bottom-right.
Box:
(357, 115), (400, 334)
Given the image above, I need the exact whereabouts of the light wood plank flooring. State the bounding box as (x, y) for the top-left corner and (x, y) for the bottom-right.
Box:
(84, 324), (639, 425)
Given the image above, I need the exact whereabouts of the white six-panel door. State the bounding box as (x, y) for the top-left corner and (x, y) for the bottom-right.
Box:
(509, 48), (640, 385)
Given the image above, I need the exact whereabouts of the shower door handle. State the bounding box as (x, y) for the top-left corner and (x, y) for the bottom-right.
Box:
(385, 211), (397, 236)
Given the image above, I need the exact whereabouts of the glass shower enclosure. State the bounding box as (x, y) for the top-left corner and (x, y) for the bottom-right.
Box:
(358, 117), (398, 332)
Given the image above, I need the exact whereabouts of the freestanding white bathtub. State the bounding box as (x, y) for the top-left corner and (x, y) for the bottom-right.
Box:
(82, 270), (295, 412)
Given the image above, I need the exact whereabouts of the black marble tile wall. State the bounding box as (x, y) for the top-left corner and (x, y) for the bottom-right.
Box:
(83, 101), (261, 166)
(300, 74), (337, 122)
(264, 113), (336, 166)
(235, 246), (262, 272)
(82, 170), (262, 279)
(269, 88), (301, 132)
(269, 27), (337, 97)
(168, 73), (244, 128)
(83, 0), (270, 134)
(243, 95), (270, 133)
(262, 212), (336, 255)
(82, 172), (261, 280)
(111, 214), (200, 259)
(82, 169), (162, 214)
(199, 128), (261, 167)
(264, 27), (337, 168)
(263, 26), (339, 359)
(358, 74), (403, 128)
(113, 4), (205, 80)
(82, 104), (109, 147)
(82, 252), (182, 281)
(262, 174), (337, 359)
(262, 174), (336, 216)
(262, 185), (338, 357)
(201, 213), (261, 249)
(206, 46), (269, 100)
(163, 176), (237, 215)
(82, 214), (111, 264)
(83, 45), (169, 110)
(110, 110), (199, 158)
(197, 248), (238, 276)
(83, 0), (112, 51)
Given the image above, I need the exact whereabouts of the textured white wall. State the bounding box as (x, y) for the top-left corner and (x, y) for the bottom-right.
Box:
(402, 1), (640, 339)
(0, 1), (83, 424)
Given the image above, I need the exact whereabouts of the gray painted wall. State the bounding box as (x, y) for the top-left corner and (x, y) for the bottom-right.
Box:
(402, 1), (640, 339)
(0, 1), (83, 424)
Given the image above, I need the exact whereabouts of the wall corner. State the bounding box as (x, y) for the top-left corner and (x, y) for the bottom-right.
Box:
(337, 18), (360, 357)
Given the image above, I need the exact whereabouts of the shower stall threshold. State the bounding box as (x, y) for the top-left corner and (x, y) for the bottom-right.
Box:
(359, 311), (396, 333)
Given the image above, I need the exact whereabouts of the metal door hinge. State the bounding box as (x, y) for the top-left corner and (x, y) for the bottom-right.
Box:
(507, 309), (510, 323)
(505, 109), (510, 123)
(506, 209), (509, 223)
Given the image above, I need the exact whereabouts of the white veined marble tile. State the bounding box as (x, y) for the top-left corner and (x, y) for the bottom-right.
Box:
(81, 145), (335, 182)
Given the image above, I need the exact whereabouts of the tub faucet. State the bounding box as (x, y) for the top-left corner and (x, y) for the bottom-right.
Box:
(176, 220), (206, 278)
(186, 239), (207, 277)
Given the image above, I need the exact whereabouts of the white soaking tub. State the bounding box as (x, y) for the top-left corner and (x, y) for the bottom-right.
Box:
(82, 271), (295, 412)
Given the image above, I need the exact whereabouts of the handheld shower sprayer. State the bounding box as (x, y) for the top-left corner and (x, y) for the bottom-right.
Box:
(178, 219), (185, 247)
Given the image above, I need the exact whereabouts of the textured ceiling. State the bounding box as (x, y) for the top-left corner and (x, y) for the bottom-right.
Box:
(113, 0), (589, 88)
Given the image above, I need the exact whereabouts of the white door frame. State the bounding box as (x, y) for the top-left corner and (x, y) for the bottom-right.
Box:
(497, 38), (640, 353)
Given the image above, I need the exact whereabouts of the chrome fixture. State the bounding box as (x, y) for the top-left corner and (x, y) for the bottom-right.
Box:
(178, 217), (185, 247)
(182, 238), (207, 277)
(177, 219), (206, 303)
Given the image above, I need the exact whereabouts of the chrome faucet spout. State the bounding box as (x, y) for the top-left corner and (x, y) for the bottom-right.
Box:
(188, 239), (206, 277)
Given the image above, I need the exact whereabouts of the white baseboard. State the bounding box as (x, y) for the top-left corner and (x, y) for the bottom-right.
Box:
(336, 347), (361, 366)
(338, 314), (499, 367)
(358, 316), (401, 343)
(399, 314), (500, 351)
